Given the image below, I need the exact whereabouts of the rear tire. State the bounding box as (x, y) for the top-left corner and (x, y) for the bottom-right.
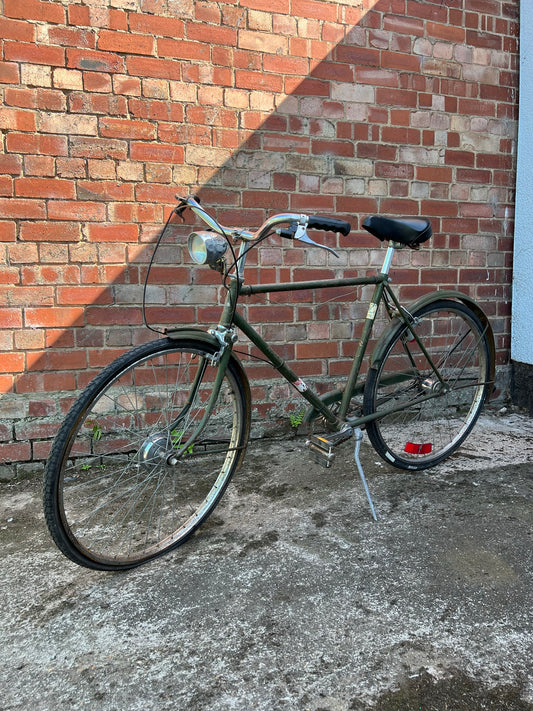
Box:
(363, 300), (493, 470)
(43, 337), (250, 570)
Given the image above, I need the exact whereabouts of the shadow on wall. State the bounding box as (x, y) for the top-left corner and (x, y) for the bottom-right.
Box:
(5, 0), (517, 466)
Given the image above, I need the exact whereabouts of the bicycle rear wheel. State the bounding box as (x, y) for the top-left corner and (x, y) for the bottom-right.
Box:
(43, 336), (250, 570)
(363, 300), (493, 470)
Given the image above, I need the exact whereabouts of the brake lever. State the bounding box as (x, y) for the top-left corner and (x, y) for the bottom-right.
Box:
(174, 194), (201, 222)
(294, 223), (340, 258)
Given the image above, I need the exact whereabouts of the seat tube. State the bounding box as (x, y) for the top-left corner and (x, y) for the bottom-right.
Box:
(338, 278), (386, 420)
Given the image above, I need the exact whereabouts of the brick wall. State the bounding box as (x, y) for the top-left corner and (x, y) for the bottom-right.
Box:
(0, 0), (519, 475)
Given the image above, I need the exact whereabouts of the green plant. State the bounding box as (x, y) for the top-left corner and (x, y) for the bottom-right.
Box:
(289, 408), (306, 431)
(171, 429), (194, 454)
(86, 420), (102, 441)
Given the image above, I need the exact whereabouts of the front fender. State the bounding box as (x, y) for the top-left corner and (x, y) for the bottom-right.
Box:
(166, 327), (251, 400)
(166, 327), (220, 347)
(370, 291), (496, 383)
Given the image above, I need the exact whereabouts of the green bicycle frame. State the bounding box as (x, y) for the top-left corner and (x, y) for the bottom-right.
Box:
(170, 240), (485, 445)
(236, 273), (387, 426)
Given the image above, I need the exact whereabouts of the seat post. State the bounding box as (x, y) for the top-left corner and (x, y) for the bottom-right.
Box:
(380, 241), (397, 276)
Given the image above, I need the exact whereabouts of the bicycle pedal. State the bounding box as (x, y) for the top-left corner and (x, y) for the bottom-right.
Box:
(305, 428), (353, 469)
(306, 441), (335, 468)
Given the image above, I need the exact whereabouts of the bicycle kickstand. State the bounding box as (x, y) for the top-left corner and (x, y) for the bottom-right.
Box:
(353, 427), (378, 522)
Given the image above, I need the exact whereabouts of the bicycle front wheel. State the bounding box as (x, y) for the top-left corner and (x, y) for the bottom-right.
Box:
(43, 336), (250, 570)
(363, 299), (493, 470)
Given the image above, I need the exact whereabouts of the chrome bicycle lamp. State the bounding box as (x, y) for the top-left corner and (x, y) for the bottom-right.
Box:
(188, 231), (228, 266)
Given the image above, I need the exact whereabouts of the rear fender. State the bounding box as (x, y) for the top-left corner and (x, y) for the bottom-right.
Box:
(370, 290), (496, 384)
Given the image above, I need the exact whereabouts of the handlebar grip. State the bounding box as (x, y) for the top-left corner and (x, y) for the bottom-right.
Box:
(307, 216), (351, 236)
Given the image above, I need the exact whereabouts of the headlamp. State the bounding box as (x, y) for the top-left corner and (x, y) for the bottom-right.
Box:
(188, 231), (228, 266)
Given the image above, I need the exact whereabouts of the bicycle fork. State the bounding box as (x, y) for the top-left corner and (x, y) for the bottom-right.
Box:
(166, 338), (235, 465)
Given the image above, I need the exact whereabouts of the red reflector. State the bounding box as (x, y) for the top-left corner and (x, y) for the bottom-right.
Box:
(404, 442), (432, 455)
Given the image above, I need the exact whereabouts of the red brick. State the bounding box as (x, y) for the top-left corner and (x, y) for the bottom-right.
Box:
(383, 14), (424, 35)
(382, 50), (421, 73)
(86, 306), (143, 326)
(126, 56), (181, 81)
(292, 0), (337, 22)
(4, 0), (65, 23)
(69, 92), (127, 116)
(0, 17), (35, 42)
(87, 224), (139, 242)
(0, 442), (31, 461)
(263, 55), (309, 76)
(376, 88), (417, 107)
(458, 99), (496, 117)
(426, 21), (465, 43)
(47, 201), (105, 222)
(77, 181), (134, 202)
(57, 286), (113, 305)
(0, 198), (46, 219)
(0, 222), (16, 241)
(311, 61), (354, 83)
(0, 0), (518, 466)
(406, 0), (447, 22)
(99, 117), (156, 140)
(312, 139), (354, 157)
(129, 14), (184, 37)
(335, 45), (379, 67)
(130, 142), (184, 163)
(375, 163), (414, 179)
(0, 308), (23, 328)
(289, 77), (331, 97)
(236, 70), (283, 93)
(49, 26), (96, 49)
(158, 38), (210, 61)
(466, 29), (502, 51)
(456, 168), (492, 183)
(187, 23), (236, 46)
(263, 133), (310, 153)
(421, 201), (459, 217)
(6, 132), (67, 155)
(5, 41), (65, 67)
(296, 340), (338, 359)
(358, 143), (396, 160)
(98, 30), (154, 56)
(25, 307), (85, 328)
(19, 222), (80, 242)
(67, 48), (125, 73)
(0, 61), (20, 84)
(0, 107), (36, 132)
(241, 0), (289, 12)
(15, 177), (75, 200)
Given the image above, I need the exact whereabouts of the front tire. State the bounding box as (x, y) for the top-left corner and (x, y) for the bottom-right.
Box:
(43, 337), (250, 570)
(363, 300), (493, 470)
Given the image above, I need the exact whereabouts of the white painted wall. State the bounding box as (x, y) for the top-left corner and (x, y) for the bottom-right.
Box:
(512, 3), (533, 365)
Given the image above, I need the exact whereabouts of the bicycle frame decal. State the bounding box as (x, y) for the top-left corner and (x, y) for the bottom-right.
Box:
(293, 378), (308, 393)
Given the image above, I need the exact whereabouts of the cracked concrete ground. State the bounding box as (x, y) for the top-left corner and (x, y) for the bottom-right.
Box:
(0, 409), (532, 710)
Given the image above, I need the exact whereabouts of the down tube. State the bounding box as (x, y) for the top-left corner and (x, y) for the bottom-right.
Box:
(232, 311), (339, 426)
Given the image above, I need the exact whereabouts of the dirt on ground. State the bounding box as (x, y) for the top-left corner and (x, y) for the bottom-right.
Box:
(0, 408), (532, 710)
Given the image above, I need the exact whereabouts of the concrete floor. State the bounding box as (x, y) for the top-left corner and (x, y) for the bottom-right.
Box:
(1, 410), (532, 710)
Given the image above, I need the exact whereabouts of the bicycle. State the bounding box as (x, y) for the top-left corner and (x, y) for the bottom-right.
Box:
(43, 195), (495, 570)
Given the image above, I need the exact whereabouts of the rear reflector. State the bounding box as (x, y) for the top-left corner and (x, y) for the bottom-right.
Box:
(404, 442), (432, 455)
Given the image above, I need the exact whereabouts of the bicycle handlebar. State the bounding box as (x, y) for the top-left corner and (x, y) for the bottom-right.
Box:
(176, 195), (351, 243)
(307, 216), (351, 236)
